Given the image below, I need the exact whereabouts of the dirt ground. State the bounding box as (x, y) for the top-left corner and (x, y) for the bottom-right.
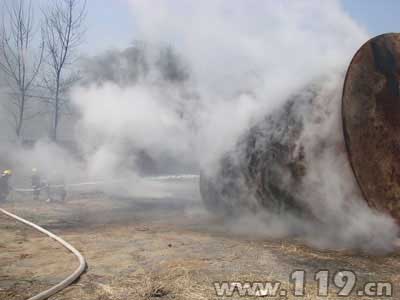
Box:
(1, 182), (400, 300)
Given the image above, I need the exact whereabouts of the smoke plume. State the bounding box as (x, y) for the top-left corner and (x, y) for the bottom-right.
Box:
(2, 0), (398, 253)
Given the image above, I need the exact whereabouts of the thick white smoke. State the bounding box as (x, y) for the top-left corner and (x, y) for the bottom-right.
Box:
(72, 84), (193, 176)
(125, 0), (368, 167)
(8, 1), (396, 252)
(74, 0), (369, 170)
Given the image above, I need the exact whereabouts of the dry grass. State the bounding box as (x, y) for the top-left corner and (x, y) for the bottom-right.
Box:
(3, 196), (399, 300)
(110, 267), (350, 300)
(76, 266), (214, 300)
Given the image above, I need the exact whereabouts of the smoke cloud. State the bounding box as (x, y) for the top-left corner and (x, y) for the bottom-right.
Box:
(2, 0), (398, 253)
(68, 0), (398, 252)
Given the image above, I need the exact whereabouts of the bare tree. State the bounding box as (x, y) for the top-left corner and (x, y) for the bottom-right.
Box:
(42, 0), (86, 141)
(0, 0), (44, 138)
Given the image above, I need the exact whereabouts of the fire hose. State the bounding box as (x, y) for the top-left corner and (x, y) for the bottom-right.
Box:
(0, 208), (86, 300)
(1, 174), (197, 299)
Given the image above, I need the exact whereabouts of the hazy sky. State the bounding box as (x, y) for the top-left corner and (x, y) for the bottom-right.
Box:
(39, 0), (400, 56)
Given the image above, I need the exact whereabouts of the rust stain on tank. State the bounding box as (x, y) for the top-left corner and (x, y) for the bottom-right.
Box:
(343, 33), (400, 222)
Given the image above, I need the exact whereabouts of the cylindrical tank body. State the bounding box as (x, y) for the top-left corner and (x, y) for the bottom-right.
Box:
(200, 33), (400, 225)
(342, 33), (400, 222)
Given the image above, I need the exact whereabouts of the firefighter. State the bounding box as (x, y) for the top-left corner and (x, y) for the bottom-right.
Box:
(0, 169), (12, 202)
(31, 168), (41, 200)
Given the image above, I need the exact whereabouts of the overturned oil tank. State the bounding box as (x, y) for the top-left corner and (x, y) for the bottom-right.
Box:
(201, 33), (400, 223)
(342, 33), (400, 222)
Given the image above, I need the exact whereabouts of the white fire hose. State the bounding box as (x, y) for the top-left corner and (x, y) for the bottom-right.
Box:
(0, 208), (86, 300)
(1, 174), (198, 299)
